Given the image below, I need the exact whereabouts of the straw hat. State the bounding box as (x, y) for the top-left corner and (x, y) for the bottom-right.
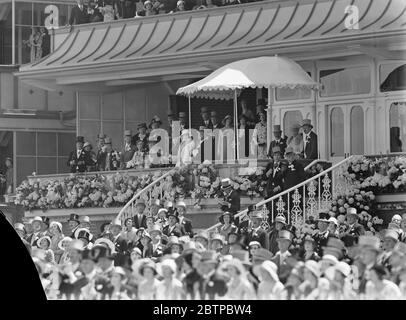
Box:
(94, 238), (116, 253)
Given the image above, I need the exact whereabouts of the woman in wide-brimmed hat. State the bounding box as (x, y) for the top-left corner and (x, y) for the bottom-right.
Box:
(48, 221), (65, 263)
(286, 124), (304, 158)
(252, 110), (267, 159)
(216, 211), (238, 239)
(138, 259), (160, 300)
(218, 115), (235, 163)
(223, 258), (256, 299)
(156, 258), (185, 300)
(254, 260), (285, 300)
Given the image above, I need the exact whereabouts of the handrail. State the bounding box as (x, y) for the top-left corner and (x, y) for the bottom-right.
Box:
(205, 155), (354, 232)
(116, 168), (176, 222)
(304, 158), (329, 171)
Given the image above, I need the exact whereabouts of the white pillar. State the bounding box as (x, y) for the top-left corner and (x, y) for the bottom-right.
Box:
(266, 86), (273, 152)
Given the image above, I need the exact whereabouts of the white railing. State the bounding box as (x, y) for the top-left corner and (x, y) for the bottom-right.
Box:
(205, 156), (355, 233)
(116, 168), (176, 224)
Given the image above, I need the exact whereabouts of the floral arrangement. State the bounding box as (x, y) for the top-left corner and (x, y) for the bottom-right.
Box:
(341, 155), (406, 194)
(190, 162), (221, 208)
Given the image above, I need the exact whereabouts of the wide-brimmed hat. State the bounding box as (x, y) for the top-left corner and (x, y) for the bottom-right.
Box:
(224, 258), (247, 275)
(50, 221), (63, 233)
(158, 208), (168, 216)
(176, 201), (186, 208)
(304, 260), (320, 277)
(68, 213), (80, 223)
(31, 216), (42, 224)
(274, 215), (287, 225)
(94, 238), (116, 253)
(249, 241), (261, 248)
(210, 234), (225, 246)
(219, 211), (233, 224)
(37, 235), (51, 248)
(257, 260), (279, 282)
(201, 250), (219, 264)
(321, 254), (338, 266)
(80, 216), (91, 224)
(328, 217), (338, 226)
(252, 248), (273, 263)
(139, 259), (157, 276)
(301, 119), (313, 128)
(222, 114), (232, 125)
(157, 258), (177, 275)
(277, 230), (294, 242)
(383, 229), (399, 242)
(58, 236), (73, 251)
(83, 142), (91, 148)
(335, 261), (351, 277)
(168, 236), (183, 248)
(358, 235), (381, 252)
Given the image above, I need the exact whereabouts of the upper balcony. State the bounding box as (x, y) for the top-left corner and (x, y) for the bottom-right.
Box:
(17, 0), (406, 90)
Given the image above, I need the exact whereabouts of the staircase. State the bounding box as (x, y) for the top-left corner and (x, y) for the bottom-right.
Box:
(116, 156), (355, 233)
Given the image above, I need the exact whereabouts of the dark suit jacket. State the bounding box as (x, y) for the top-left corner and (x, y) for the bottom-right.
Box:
(341, 223), (365, 246)
(283, 160), (305, 190)
(179, 217), (193, 237)
(246, 227), (268, 249)
(67, 149), (91, 173)
(69, 5), (89, 25)
(162, 224), (183, 237)
(265, 160), (287, 198)
(120, 144), (136, 168)
(133, 214), (147, 229)
(201, 271), (228, 300)
(268, 137), (287, 158)
(271, 251), (293, 284)
(221, 189), (241, 215)
(303, 131), (318, 159)
(96, 150), (121, 171)
(114, 235), (129, 266)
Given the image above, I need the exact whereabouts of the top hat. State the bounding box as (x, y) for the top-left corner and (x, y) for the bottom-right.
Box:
(272, 146), (282, 154)
(81, 249), (97, 262)
(150, 224), (162, 236)
(124, 130), (132, 136)
(250, 210), (263, 220)
(178, 112), (187, 118)
(137, 123), (147, 130)
(285, 146), (294, 155)
(136, 199), (146, 207)
(97, 133), (106, 139)
(301, 119), (313, 128)
(68, 213), (80, 223)
(75, 228), (93, 242)
(200, 107), (210, 114)
(104, 137), (112, 144)
(41, 216), (50, 226)
(210, 111), (218, 117)
(76, 136), (85, 143)
(221, 178), (232, 189)
(358, 235), (381, 252)
(92, 245), (114, 261)
(201, 250), (219, 264)
(277, 230), (294, 242)
(167, 111), (175, 117)
(273, 125), (282, 132)
(346, 207), (358, 216)
(168, 211), (179, 222)
(317, 211), (330, 223)
(274, 215), (287, 225)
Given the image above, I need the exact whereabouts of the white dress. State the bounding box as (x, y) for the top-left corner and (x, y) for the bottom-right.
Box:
(155, 278), (184, 300)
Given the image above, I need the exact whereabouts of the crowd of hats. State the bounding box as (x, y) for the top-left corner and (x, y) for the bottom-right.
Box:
(18, 203), (406, 299)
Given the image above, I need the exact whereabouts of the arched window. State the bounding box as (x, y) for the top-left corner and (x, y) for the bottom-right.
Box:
(350, 106), (364, 155)
(330, 108), (344, 157)
(389, 102), (406, 152)
(283, 111), (303, 140)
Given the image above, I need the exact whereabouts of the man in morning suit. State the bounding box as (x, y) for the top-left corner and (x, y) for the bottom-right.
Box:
(199, 107), (212, 162)
(271, 229), (294, 284)
(340, 207), (365, 245)
(110, 219), (128, 267)
(69, 0), (89, 25)
(301, 119), (318, 160)
(175, 201), (194, 237)
(283, 146), (305, 190)
(243, 210), (268, 249)
(268, 125), (287, 158)
(133, 199), (148, 229)
(210, 111), (223, 162)
(219, 178), (240, 216)
(264, 146), (287, 198)
(67, 136), (91, 173)
(120, 130), (136, 169)
(162, 211), (183, 237)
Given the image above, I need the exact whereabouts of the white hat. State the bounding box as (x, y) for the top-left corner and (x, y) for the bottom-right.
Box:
(304, 260), (321, 278)
(32, 216), (43, 223)
(158, 258), (177, 275)
(249, 241), (261, 248)
(158, 208), (168, 215)
(259, 260), (279, 282)
(14, 223), (25, 232)
(58, 236), (73, 251)
(94, 238), (116, 253)
(322, 254), (338, 265)
(37, 236), (52, 248)
(81, 216), (91, 224)
(176, 201), (186, 208)
(335, 261), (351, 277)
(328, 217), (338, 226)
(50, 221), (63, 233)
(224, 258), (246, 276)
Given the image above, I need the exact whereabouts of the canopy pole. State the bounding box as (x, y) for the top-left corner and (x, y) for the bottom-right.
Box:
(188, 95), (192, 135)
(234, 89), (239, 162)
(266, 86), (273, 155)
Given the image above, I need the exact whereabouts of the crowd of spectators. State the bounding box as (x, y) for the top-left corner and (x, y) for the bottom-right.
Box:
(69, 0), (262, 25)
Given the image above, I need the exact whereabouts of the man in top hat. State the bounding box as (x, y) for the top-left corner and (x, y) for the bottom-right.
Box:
(131, 122), (149, 152)
(267, 215), (287, 255)
(340, 207), (365, 245)
(199, 107), (212, 163)
(219, 178), (241, 217)
(26, 216), (43, 247)
(162, 211), (183, 237)
(210, 110), (223, 162)
(313, 212), (332, 255)
(41, 216), (51, 236)
(199, 250), (228, 300)
(283, 146), (305, 190)
(175, 201), (193, 237)
(133, 199), (147, 229)
(96, 137), (121, 171)
(149, 225), (164, 259)
(75, 228), (93, 249)
(80, 215), (91, 230)
(268, 125), (287, 158)
(264, 146), (287, 198)
(178, 112), (189, 131)
(301, 119), (318, 160)
(120, 130), (136, 169)
(271, 229), (294, 284)
(357, 235), (382, 293)
(67, 136), (91, 173)
(68, 213), (81, 238)
(242, 210), (268, 249)
(110, 219), (128, 267)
